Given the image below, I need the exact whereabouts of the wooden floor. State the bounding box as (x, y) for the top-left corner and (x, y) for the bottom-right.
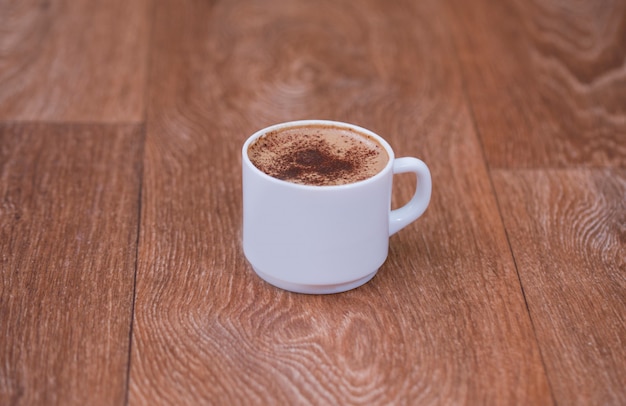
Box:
(1, 0), (624, 404)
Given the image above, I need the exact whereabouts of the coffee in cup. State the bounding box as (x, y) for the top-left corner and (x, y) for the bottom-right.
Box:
(247, 124), (389, 186)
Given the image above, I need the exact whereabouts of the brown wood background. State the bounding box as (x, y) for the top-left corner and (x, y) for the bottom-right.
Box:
(1, 0), (624, 405)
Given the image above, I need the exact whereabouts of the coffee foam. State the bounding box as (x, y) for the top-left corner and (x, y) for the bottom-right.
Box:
(247, 125), (389, 186)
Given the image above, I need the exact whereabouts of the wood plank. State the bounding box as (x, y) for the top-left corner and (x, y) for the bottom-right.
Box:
(0, 0), (152, 122)
(0, 123), (143, 404)
(447, 0), (626, 168)
(131, 0), (551, 404)
(493, 169), (626, 405)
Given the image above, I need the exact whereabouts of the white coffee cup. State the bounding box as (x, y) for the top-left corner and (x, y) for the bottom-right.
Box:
(242, 120), (431, 294)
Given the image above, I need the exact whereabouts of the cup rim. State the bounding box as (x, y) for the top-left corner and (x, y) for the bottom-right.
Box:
(242, 120), (395, 190)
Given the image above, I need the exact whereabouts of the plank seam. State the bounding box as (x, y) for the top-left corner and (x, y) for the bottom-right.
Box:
(123, 0), (157, 401)
(444, 4), (557, 403)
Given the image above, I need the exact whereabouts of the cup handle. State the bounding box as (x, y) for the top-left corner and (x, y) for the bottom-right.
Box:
(389, 157), (432, 236)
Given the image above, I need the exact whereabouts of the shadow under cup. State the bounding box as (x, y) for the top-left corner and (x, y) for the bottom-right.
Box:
(242, 120), (431, 294)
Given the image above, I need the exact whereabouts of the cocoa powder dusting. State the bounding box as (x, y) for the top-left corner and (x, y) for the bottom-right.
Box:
(248, 125), (388, 186)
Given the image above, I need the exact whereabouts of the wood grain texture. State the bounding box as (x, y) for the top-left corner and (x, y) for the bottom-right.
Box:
(447, 0), (626, 168)
(1, 0), (622, 404)
(0, 0), (152, 122)
(130, 0), (550, 404)
(493, 169), (626, 405)
(0, 123), (142, 404)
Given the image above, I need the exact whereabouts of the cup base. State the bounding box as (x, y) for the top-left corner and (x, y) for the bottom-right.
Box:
(252, 268), (378, 294)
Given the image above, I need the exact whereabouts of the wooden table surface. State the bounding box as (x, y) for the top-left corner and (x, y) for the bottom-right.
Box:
(1, 0), (624, 405)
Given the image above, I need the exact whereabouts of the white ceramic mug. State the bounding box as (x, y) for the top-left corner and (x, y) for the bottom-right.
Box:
(242, 120), (431, 294)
